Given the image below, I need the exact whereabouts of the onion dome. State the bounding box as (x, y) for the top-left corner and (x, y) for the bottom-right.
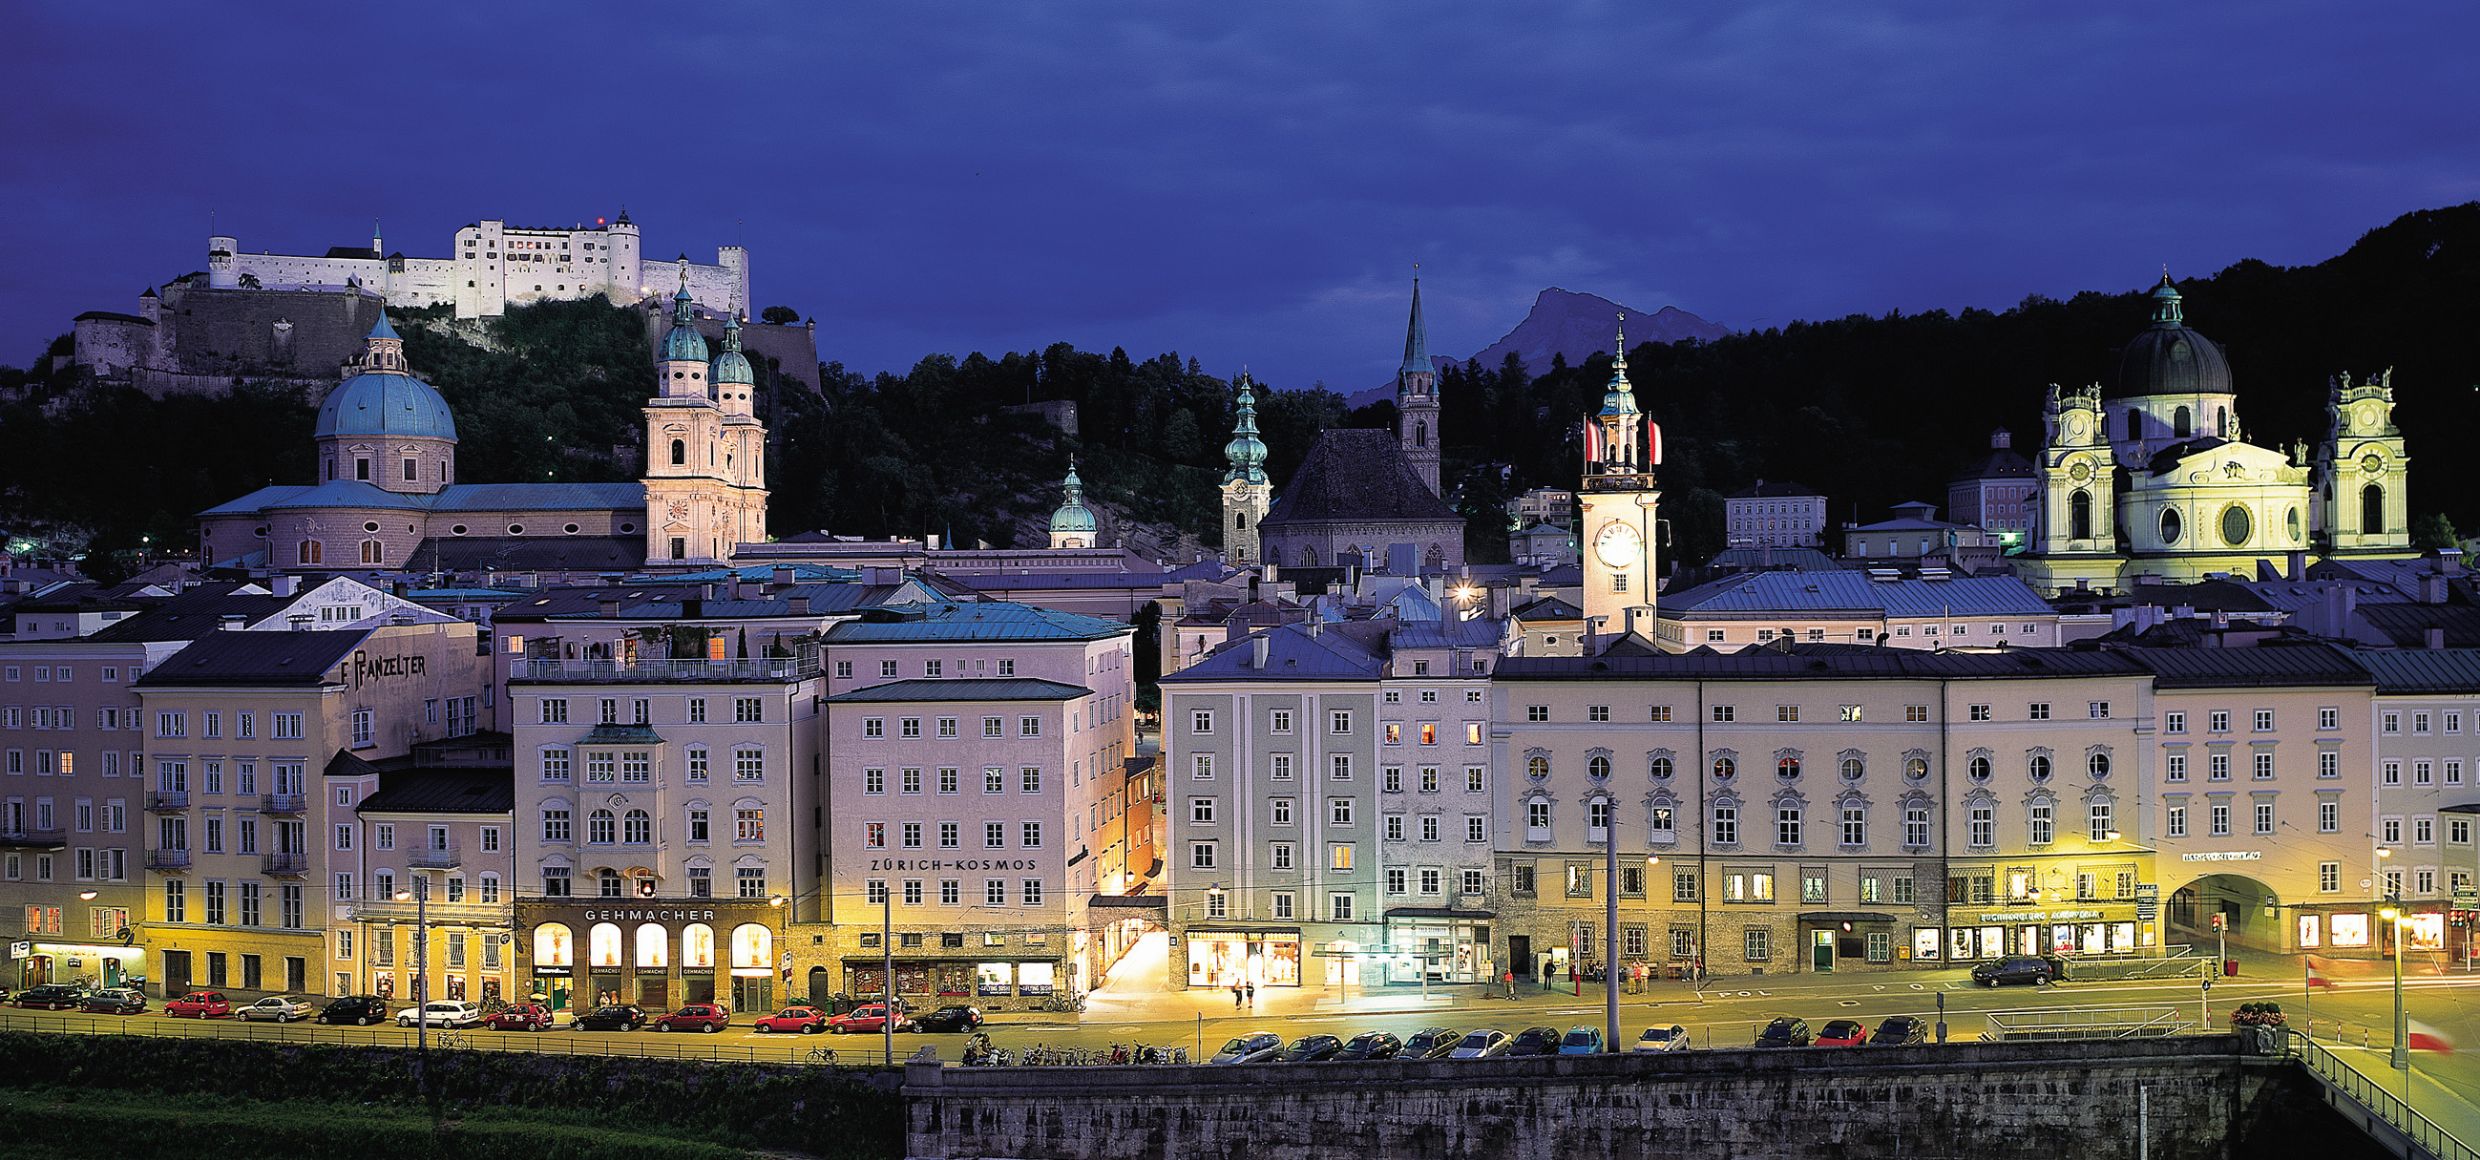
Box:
(660, 261), (709, 364)
(1223, 376), (1270, 485)
(1599, 313), (1639, 417)
(712, 313), (754, 385)
(1050, 457), (1099, 535)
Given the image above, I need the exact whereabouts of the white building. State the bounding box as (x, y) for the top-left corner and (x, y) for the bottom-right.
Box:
(1725, 480), (1827, 549)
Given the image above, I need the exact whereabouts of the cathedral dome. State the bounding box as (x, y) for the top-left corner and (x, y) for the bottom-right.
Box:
(1050, 460), (1099, 535)
(314, 370), (458, 442)
(660, 265), (709, 364)
(2112, 277), (2232, 400)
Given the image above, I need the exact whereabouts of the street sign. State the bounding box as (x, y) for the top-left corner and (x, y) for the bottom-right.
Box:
(2454, 886), (2477, 908)
(2136, 905), (2159, 921)
(2135, 884), (2161, 903)
(6, 940), (28, 959)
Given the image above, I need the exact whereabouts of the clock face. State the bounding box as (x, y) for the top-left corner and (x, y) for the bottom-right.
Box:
(1594, 520), (1642, 568)
(2362, 453), (2384, 475)
(667, 501), (689, 521)
(2067, 460), (2093, 482)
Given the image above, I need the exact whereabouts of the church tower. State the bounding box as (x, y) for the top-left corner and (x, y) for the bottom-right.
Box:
(1397, 277), (1441, 496)
(1221, 375), (1272, 564)
(1048, 457), (1099, 549)
(644, 260), (763, 566)
(1577, 316), (1661, 644)
(2018, 382), (2123, 593)
(2318, 369), (2412, 555)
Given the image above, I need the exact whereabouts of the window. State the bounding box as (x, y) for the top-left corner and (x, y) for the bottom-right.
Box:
(1712, 804), (1738, 846)
(1190, 709), (1214, 735)
(1469, 815), (1488, 842)
(2256, 802), (2277, 836)
(1329, 798), (1354, 826)
(1385, 815), (1405, 841)
(2165, 711), (2186, 734)
(1270, 709), (1294, 733)
(1272, 798), (1294, 825)
(1776, 705), (1800, 723)
(1744, 928), (1771, 961)
(1711, 705), (1734, 722)
(1776, 805), (1802, 846)
(734, 808), (763, 842)
(1968, 704), (1991, 722)
(1331, 755), (1352, 781)
(2383, 760), (2401, 786)
(2211, 753), (2231, 781)
(2256, 752), (2277, 780)
(985, 822), (1006, 848)
(1329, 844), (1354, 871)
(2166, 753), (2187, 782)
(541, 806), (571, 843)
(2454, 818), (2473, 845)
(1968, 803), (1994, 848)
(2211, 804), (2232, 837)
(1330, 710), (1353, 735)
(2028, 702), (2050, 721)
(1270, 842), (1293, 870)
(2090, 799), (2114, 840)
(2319, 799), (2339, 833)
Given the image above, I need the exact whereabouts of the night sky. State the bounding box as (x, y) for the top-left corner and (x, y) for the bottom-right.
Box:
(6, 3), (2474, 390)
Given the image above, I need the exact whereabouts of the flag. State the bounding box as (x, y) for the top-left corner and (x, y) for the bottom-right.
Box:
(1647, 421), (1664, 467)
(2408, 1019), (2456, 1053)
(2306, 955), (2337, 990)
(1582, 419), (1605, 469)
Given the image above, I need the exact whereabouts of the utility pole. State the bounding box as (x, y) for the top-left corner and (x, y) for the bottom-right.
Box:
(1604, 814), (1620, 1052)
(883, 886), (896, 1066)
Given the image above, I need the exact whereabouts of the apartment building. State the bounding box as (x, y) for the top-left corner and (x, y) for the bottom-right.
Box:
(333, 732), (516, 1004)
(2355, 649), (2480, 957)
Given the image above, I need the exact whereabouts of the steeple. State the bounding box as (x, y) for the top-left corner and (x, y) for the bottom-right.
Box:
(1401, 275), (1431, 377)
(1223, 375), (1269, 485)
(1599, 313), (1639, 418)
(1395, 273), (1441, 496)
(660, 260), (709, 367)
(1576, 310), (1661, 644)
(712, 312), (754, 386)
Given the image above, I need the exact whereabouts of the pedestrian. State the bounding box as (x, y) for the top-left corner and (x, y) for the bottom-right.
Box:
(1502, 968), (1515, 998)
(1245, 981), (1256, 1005)
(1231, 982), (1243, 1009)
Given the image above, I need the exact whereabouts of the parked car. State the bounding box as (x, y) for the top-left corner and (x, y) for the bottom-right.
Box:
(1281, 1034), (1345, 1062)
(1868, 1015), (1929, 1046)
(164, 990), (233, 1018)
(569, 1004), (648, 1032)
(651, 1003), (731, 1033)
(1812, 1019), (1869, 1048)
(753, 1006), (832, 1034)
(483, 1002), (555, 1031)
(1753, 1017), (1812, 1048)
(79, 988), (148, 1015)
(911, 1005), (984, 1033)
(1336, 1031), (1402, 1061)
(10, 983), (89, 1011)
(397, 1000), (484, 1028)
(1505, 1026), (1564, 1057)
(1556, 1026), (1606, 1056)
(239, 995), (314, 1023)
(1209, 1032), (1285, 1064)
(829, 1003), (911, 1034)
(1400, 1027), (1461, 1060)
(1633, 1025), (1692, 1053)
(1972, 955), (2064, 987)
(1448, 1029), (1512, 1059)
(318, 995), (390, 1026)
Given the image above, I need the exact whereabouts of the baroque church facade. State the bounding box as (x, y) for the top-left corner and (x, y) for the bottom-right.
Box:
(198, 262), (768, 573)
(2014, 277), (2410, 594)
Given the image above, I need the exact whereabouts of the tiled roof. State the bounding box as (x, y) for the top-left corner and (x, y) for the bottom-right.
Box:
(1705, 547), (1841, 573)
(1509, 596), (1583, 621)
(824, 601), (1131, 643)
(1497, 644), (2151, 682)
(826, 678), (1090, 704)
(2109, 643), (2374, 689)
(134, 629), (372, 687)
(1660, 571), (2053, 618)
(1262, 430), (1458, 525)
(1955, 447), (2035, 481)
(201, 481), (644, 518)
(1387, 618), (1503, 650)
(357, 768), (516, 815)
(946, 570), (1174, 592)
(411, 536), (646, 573)
(2354, 649), (2480, 695)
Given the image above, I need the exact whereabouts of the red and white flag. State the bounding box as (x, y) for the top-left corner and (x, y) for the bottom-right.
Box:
(2306, 955), (2337, 990)
(2408, 1019), (2456, 1054)
(1582, 419), (1605, 468)
(1646, 421), (1664, 467)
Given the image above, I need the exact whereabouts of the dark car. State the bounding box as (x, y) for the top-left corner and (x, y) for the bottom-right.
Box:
(1971, 955), (2064, 987)
(1753, 1017), (1812, 1048)
(911, 1005), (985, 1033)
(1400, 1026), (1460, 1060)
(318, 995), (390, 1026)
(1336, 1031), (1402, 1061)
(1281, 1034), (1345, 1062)
(11, 983), (88, 1010)
(571, 1004), (648, 1031)
(1505, 1025), (1564, 1057)
(1813, 1019), (1869, 1048)
(79, 988), (147, 1015)
(1868, 1015), (1928, 1046)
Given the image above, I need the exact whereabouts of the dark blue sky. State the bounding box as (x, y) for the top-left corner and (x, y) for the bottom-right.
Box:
(6, 3), (2474, 390)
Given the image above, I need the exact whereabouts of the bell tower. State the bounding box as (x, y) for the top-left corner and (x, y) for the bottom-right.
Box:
(1221, 375), (1273, 564)
(1577, 315), (1661, 645)
(2319, 369), (2411, 554)
(1396, 276), (1441, 496)
(643, 260), (731, 566)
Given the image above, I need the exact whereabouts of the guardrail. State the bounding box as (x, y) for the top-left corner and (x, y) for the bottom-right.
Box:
(0, 1006), (898, 1067)
(1983, 1004), (2196, 1041)
(2294, 1033), (2479, 1160)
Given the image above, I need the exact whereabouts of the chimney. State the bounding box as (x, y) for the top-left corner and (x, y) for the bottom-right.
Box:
(270, 575), (299, 598)
(2428, 627), (2448, 650)
(2421, 574), (2449, 605)
(773, 565), (797, 589)
(789, 595), (812, 615)
(2438, 548), (2466, 577)
(2288, 551), (2307, 583)
(220, 614), (248, 631)
(1251, 634), (1270, 669)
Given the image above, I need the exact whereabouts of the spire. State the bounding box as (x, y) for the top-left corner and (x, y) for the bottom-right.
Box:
(1399, 273), (1431, 377)
(1599, 312), (1638, 416)
(368, 311), (401, 342)
(1223, 375), (1270, 485)
(660, 259), (709, 364)
(2149, 271), (2184, 327)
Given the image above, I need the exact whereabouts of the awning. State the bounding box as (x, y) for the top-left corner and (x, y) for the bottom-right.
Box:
(1799, 911), (1898, 925)
(1383, 907), (1497, 920)
(1087, 893), (1167, 911)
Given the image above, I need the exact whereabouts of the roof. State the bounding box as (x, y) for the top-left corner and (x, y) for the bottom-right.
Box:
(407, 536), (646, 574)
(1726, 480), (1824, 499)
(85, 587), (298, 643)
(1705, 546), (1842, 573)
(2114, 282), (2233, 400)
(134, 629), (372, 687)
(824, 601), (1131, 644)
(1262, 430), (1459, 525)
(200, 481), (643, 519)
(1497, 645), (2152, 682)
(1386, 618), (1503, 650)
(491, 580), (890, 623)
(1510, 596), (1584, 621)
(2356, 603), (2480, 649)
(2108, 643), (2373, 689)
(825, 678), (1090, 704)
(1955, 446), (2035, 481)
(314, 371), (458, 442)
(2354, 649), (2480, 695)
(1161, 622), (1386, 684)
(1659, 570), (2054, 618)
(356, 768), (516, 815)
(261, 481), (432, 512)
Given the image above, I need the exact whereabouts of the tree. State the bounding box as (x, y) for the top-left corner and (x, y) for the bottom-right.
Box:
(2413, 513), (2460, 551)
(760, 305), (801, 325)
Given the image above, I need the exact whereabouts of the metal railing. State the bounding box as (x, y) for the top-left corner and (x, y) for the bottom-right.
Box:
(260, 852), (310, 877)
(2059, 948), (2207, 981)
(0, 827), (68, 849)
(407, 844), (462, 869)
(347, 897), (510, 926)
(146, 791), (189, 811)
(260, 793), (307, 815)
(145, 849), (192, 871)
(0, 1006), (895, 1067)
(2294, 1033), (2480, 1160)
(1982, 1005), (2195, 1041)
(514, 655), (823, 684)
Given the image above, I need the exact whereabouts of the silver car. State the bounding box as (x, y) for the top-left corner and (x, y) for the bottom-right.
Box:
(239, 995), (314, 1023)
(1447, 1029), (1511, 1059)
(1633, 1024), (1691, 1053)
(395, 1000), (482, 1028)
(1208, 1031), (1284, 1064)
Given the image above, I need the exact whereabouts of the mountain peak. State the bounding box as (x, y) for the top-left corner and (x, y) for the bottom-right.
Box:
(1348, 287), (1727, 406)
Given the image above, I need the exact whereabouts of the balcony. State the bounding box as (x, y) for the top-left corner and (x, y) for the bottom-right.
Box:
(260, 793), (307, 815)
(407, 843), (462, 870)
(349, 896), (511, 927)
(0, 828), (67, 850)
(146, 791), (189, 812)
(260, 852), (310, 877)
(146, 848), (192, 872)
(513, 654), (822, 684)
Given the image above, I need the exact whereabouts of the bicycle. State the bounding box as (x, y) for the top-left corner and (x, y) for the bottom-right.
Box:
(806, 1047), (839, 1065)
(433, 1031), (469, 1050)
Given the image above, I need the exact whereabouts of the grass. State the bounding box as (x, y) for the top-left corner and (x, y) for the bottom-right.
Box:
(0, 1086), (759, 1160)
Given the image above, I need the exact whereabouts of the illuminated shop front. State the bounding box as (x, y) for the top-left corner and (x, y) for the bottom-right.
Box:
(1183, 928), (1302, 988)
(518, 902), (778, 1013)
(843, 952), (1065, 1003)
(1379, 909), (1492, 985)
(1911, 906), (2144, 964)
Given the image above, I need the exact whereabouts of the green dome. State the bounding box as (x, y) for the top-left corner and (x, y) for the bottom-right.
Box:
(1050, 459), (1099, 534)
(712, 314), (753, 385)
(660, 270), (708, 364)
(1223, 377), (1269, 485)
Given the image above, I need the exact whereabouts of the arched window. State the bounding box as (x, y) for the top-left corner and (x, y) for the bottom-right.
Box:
(1235, 513), (1247, 530)
(2125, 410), (2141, 441)
(670, 439), (686, 466)
(588, 922), (622, 968)
(2363, 484), (2385, 534)
(360, 539), (383, 565)
(731, 923), (772, 973)
(2172, 406), (2191, 438)
(1415, 419), (1428, 449)
(588, 809), (615, 844)
(623, 809), (652, 844)
(635, 922), (668, 968)
(683, 923), (716, 968)
(2217, 407), (2229, 437)
(298, 540), (323, 565)
(533, 923), (573, 968)
(2069, 490), (2093, 541)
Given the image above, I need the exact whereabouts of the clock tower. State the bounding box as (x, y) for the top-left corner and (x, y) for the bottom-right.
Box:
(1578, 316), (1661, 646)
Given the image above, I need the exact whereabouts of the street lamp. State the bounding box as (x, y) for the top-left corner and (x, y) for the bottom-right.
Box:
(2382, 898), (2408, 1072)
(393, 877), (431, 1098)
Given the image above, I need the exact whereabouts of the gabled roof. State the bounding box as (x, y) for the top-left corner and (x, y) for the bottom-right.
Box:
(356, 767), (516, 815)
(410, 536), (645, 574)
(84, 587), (297, 643)
(1262, 430), (1458, 525)
(200, 481), (644, 518)
(1386, 618), (1502, 650)
(826, 678), (1090, 704)
(135, 629), (373, 687)
(1498, 644), (2151, 682)
(2354, 649), (2480, 695)
(1510, 596), (1584, 621)
(1161, 622), (1385, 683)
(1955, 447), (2035, 481)
(2355, 603), (2480, 649)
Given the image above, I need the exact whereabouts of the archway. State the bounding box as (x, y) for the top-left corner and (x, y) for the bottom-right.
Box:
(2168, 873), (2284, 952)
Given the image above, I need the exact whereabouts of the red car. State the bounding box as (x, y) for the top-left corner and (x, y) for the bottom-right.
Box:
(829, 1002), (912, 1034)
(485, 1003), (555, 1031)
(1812, 1019), (1870, 1048)
(164, 990), (234, 1018)
(651, 1003), (731, 1033)
(753, 1005), (831, 1034)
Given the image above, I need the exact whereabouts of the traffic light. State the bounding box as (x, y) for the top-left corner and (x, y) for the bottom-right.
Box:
(2209, 913), (2226, 932)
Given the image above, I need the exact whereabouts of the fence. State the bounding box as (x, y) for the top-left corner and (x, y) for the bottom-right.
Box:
(0, 1007), (900, 1067)
(1982, 1005), (2196, 1041)
(2293, 1033), (2479, 1160)
(2059, 947), (2207, 982)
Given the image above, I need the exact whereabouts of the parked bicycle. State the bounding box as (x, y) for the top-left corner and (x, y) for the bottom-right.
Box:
(432, 1031), (470, 1050)
(807, 1047), (840, 1065)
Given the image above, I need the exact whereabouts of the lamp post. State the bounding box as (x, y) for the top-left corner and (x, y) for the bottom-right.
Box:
(1603, 811), (1619, 1054)
(393, 877), (430, 1099)
(2383, 895), (2407, 1072)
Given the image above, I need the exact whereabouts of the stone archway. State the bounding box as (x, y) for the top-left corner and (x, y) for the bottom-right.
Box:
(2168, 872), (2284, 952)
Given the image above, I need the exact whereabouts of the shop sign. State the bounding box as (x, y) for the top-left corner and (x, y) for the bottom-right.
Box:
(2179, 851), (2263, 862)
(6, 941), (27, 959)
(533, 966), (574, 978)
(578, 908), (721, 923)
(346, 651), (428, 689)
(1975, 909), (2104, 924)
(868, 858), (1040, 873)
(2134, 884), (2161, 903)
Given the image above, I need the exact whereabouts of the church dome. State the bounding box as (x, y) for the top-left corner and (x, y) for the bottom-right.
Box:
(1050, 459), (1098, 535)
(712, 314), (754, 385)
(2112, 277), (2232, 399)
(660, 265), (709, 364)
(314, 370), (458, 441)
